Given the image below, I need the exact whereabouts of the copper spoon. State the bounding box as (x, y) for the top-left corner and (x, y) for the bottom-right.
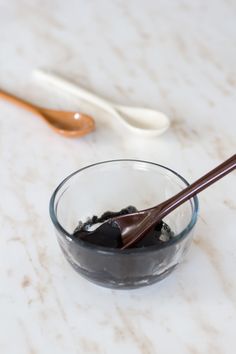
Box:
(85, 155), (235, 249)
(0, 89), (95, 137)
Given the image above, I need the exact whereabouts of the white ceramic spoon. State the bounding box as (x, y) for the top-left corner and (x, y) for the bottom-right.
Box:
(34, 69), (170, 137)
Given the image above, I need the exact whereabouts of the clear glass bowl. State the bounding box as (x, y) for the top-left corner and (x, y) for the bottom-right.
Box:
(49, 159), (199, 289)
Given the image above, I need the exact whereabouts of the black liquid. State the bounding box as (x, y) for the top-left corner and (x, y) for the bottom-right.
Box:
(73, 206), (174, 249)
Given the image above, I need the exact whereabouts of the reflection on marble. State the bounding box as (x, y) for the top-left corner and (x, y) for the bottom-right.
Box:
(0, 0), (235, 353)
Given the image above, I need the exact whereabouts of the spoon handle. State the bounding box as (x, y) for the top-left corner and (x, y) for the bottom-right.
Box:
(156, 154), (236, 219)
(34, 70), (118, 116)
(0, 89), (39, 115)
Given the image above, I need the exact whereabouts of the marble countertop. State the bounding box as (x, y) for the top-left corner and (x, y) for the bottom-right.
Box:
(0, 1), (236, 353)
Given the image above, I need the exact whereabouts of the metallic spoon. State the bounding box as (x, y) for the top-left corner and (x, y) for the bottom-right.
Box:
(34, 69), (170, 137)
(0, 89), (95, 137)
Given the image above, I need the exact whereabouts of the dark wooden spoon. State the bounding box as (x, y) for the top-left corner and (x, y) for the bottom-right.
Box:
(81, 155), (235, 249)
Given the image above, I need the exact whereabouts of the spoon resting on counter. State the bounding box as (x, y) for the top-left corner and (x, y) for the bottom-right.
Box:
(0, 89), (95, 137)
(34, 69), (170, 137)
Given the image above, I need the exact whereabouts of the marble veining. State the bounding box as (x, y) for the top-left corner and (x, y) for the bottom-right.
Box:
(0, 0), (236, 353)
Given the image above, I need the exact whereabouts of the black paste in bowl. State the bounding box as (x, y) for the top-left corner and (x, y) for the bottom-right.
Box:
(73, 206), (174, 248)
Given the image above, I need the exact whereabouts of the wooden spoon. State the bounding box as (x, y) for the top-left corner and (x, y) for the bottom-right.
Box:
(0, 89), (95, 137)
(85, 155), (235, 249)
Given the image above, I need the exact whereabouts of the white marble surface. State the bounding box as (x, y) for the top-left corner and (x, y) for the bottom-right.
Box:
(0, 0), (236, 353)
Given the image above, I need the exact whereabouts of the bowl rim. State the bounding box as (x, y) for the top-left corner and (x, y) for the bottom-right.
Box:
(49, 159), (199, 254)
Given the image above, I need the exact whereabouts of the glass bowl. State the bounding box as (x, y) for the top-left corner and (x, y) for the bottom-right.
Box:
(49, 159), (199, 289)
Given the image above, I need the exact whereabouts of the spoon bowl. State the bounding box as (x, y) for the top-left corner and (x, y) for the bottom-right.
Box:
(115, 106), (170, 135)
(40, 108), (95, 137)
